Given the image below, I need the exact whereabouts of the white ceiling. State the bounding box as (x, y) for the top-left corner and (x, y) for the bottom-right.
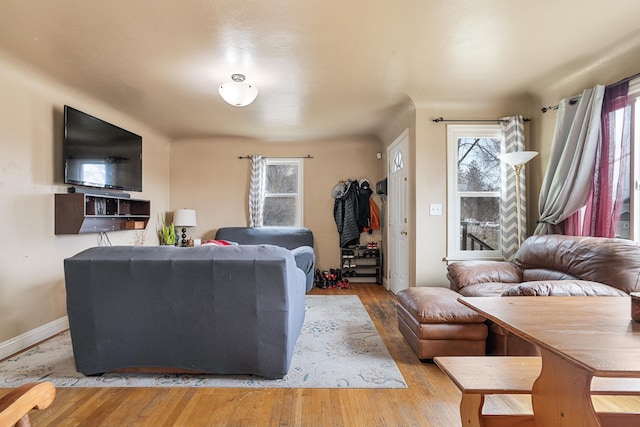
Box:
(1, 0), (640, 141)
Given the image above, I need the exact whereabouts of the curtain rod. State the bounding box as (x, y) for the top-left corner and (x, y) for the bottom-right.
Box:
(432, 117), (530, 123)
(238, 155), (314, 159)
(541, 96), (581, 113)
(541, 71), (640, 113)
(611, 70), (640, 87)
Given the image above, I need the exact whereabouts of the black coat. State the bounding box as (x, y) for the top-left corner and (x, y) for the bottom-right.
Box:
(357, 185), (373, 229)
(333, 181), (361, 247)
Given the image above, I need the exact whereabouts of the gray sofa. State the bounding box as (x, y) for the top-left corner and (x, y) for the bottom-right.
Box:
(215, 226), (316, 292)
(64, 244), (306, 379)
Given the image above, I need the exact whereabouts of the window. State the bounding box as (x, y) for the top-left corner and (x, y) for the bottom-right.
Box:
(629, 78), (640, 240)
(580, 77), (638, 240)
(263, 158), (304, 227)
(612, 101), (632, 239)
(447, 125), (503, 260)
(393, 150), (404, 172)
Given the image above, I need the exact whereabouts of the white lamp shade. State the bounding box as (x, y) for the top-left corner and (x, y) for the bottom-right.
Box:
(498, 151), (538, 166)
(218, 76), (259, 107)
(173, 209), (197, 227)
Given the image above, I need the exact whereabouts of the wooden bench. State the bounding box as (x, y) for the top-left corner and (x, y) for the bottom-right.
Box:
(434, 356), (640, 427)
(0, 382), (56, 427)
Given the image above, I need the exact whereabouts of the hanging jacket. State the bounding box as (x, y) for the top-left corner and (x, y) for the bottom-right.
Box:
(333, 180), (361, 247)
(366, 199), (381, 232)
(357, 179), (373, 230)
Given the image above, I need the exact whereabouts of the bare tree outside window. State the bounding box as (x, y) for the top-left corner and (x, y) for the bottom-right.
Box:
(457, 137), (501, 251)
(263, 159), (303, 226)
(266, 164), (298, 193)
(447, 124), (503, 260)
(457, 137), (501, 190)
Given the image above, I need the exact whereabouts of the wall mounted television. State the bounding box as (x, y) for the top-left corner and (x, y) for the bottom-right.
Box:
(63, 105), (143, 192)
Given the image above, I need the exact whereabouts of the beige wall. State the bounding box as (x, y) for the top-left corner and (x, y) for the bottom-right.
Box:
(412, 99), (531, 287)
(0, 51), (171, 345)
(169, 136), (385, 269)
(376, 97), (534, 289)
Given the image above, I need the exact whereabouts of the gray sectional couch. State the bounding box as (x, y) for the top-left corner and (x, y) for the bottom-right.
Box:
(64, 244), (306, 379)
(215, 226), (316, 292)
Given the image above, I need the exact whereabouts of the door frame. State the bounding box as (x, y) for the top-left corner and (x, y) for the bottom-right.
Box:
(386, 129), (410, 294)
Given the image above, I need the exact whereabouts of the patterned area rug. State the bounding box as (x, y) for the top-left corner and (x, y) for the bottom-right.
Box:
(0, 295), (406, 389)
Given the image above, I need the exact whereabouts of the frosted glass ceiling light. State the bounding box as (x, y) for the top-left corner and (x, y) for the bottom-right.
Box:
(218, 74), (258, 107)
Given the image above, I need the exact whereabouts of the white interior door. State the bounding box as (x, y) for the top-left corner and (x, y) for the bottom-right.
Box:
(388, 130), (409, 294)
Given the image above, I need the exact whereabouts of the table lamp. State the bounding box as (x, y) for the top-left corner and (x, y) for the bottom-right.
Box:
(497, 151), (538, 246)
(173, 208), (197, 247)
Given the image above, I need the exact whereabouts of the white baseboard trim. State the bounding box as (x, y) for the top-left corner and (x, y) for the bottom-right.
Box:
(0, 316), (69, 360)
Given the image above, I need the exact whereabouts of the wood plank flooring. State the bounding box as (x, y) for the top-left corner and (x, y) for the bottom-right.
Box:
(3, 284), (640, 426)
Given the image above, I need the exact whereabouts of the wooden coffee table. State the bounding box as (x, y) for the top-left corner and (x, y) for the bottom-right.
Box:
(458, 296), (640, 427)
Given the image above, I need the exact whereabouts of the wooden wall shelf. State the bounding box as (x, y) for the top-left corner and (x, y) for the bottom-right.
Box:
(55, 193), (150, 234)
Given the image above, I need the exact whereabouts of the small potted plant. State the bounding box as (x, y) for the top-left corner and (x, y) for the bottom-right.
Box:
(159, 215), (177, 246)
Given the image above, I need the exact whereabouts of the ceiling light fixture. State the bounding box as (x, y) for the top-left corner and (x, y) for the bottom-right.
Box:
(218, 74), (259, 107)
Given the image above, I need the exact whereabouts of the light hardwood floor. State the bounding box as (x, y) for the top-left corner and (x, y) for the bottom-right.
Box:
(3, 284), (640, 426)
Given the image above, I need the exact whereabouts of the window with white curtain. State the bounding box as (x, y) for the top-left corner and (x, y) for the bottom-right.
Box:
(447, 124), (503, 260)
(600, 77), (640, 241)
(263, 158), (303, 227)
(545, 77), (638, 240)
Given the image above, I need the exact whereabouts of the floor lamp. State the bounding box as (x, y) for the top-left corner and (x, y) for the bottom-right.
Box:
(173, 208), (197, 247)
(498, 151), (538, 246)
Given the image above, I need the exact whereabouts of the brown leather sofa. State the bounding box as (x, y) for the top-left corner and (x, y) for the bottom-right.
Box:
(447, 234), (640, 355)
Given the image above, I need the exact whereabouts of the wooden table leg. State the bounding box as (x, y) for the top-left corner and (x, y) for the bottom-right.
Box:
(460, 393), (484, 427)
(532, 349), (600, 427)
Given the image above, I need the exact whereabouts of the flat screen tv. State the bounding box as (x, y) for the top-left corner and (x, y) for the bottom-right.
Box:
(64, 105), (142, 192)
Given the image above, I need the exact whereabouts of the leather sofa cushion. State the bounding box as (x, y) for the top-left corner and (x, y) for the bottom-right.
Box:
(522, 268), (578, 281)
(515, 234), (640, 294)
(457, 282), (516, 297)
(396, 287), (486, 323)
(447, 260), (522, 291)
(502, 280), (629, 296)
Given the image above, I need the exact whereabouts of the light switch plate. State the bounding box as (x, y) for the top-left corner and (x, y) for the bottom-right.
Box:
(429, 203), (442, 216)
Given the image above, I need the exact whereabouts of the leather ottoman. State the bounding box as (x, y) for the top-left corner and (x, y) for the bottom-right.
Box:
(396, 287), (487, 360)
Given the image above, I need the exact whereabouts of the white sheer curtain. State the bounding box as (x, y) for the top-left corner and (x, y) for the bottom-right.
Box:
(500, 116), (526, 260)
(535, 85), (605, 235)
(248, 155), (266, 227)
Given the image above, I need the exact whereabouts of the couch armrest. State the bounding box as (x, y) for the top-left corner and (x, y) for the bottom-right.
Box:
(290, 246), (316, 293)
(447, 260), (523, 292)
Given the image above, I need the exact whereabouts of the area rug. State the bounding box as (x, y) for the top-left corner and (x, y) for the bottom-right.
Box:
(0, 295), (406, 389)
